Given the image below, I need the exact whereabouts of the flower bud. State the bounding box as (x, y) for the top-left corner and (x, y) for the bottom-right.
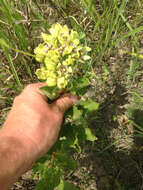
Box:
(73, 39), (79, 46)
(82, 55), (91, 61)
(34, 44), (47, 62)
(57, 71), (62, 77)
(67, 67), (73, 73)
(41, 33), (53, 43)
(84, 46), (91, 52)
(57, 77), (67, 89)
(44, 57), (56, 71)
(35, 68), (47, 80)
(62, 46), (73, 56)
(46, 77), (57, 87)
(63, 56), (73, 65)
(47, 50), (59, 63)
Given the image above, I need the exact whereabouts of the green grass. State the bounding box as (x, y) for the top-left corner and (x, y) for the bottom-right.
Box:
(0, 0), (143, 189)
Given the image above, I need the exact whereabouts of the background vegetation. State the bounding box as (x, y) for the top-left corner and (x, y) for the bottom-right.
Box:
(0, 0), (143, 189)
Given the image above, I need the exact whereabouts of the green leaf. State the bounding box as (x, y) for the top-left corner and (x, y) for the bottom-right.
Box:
(70, 77), (90, 96)
(35, 167), (61, 190)
(71, 135), (81, 153)
(79, 99), (99, 112)
(73, 105), (82, 120)
(76, 125), (86, 143)
(57, 180), (79, 190)
(85, 128), (97, 141)
(79, 32), (86, 39)
(76, 78), (90, 89)
(56, 153), (77, 171)
(40, 85), (59, 100)
(59, 124), (81, 153)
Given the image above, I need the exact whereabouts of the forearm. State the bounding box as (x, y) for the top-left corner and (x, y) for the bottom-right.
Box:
(0, 132), (35, 190)
(0, 113), (57, 189)
(0, 106), (59, 189)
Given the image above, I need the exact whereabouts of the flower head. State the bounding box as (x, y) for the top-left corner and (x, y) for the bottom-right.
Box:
(34, 23), (91, 91)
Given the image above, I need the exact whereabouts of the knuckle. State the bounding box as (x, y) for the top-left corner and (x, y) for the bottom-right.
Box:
(25, 84), (34, 91)
(57, 97), (69, 113)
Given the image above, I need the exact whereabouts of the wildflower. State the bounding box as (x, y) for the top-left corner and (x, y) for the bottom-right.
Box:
(34, 23), (91, 92)
(57, 77), (67, 89)
(46, 77), (57, 87)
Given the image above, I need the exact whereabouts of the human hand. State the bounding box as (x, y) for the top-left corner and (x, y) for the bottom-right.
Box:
(1, 83), (77, 171)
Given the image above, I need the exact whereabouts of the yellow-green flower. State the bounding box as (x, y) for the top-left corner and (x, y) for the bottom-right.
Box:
(67, 66), (73, 73)
(35, 67), (47, 80)
(45, 62), (56, 71)
(57, 77), (67, 89)
(83, 55), (91, 60)
(47, 50), (59, 63)
(71, 51), (80, 59)
(84, 46), (91, 52)
(61, 25), (69, 37)
(41, 33), (53, 43)
(34, 23), (91, 92)
(34, 44), (47, 62)
(62, 46), (73, 56)
(63, 56), (74, 66)
(57, 71), (62, 77)
(70, 30), (79, 40)
(73, 39), (80, 46)
(57, 63), (61, 68)
(46, 77), (57, 87)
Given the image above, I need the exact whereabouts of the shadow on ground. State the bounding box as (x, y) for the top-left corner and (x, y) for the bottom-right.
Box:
(73, 82), (143, 190)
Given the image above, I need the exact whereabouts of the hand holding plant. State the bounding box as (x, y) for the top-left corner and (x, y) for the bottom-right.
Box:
(0, 23), (99, 190)
(0, 83), (76, 189)
(33, 23), (98, 190)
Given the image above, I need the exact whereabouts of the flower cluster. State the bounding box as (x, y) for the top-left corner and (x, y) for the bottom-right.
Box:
(35, 23), (91, 89)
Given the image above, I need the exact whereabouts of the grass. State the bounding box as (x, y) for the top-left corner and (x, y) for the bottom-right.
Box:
(0, 0), (143, 189)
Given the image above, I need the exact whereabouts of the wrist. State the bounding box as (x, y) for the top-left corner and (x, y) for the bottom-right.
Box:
(2, 113), (43, 160)
(0, 131), (36, 189)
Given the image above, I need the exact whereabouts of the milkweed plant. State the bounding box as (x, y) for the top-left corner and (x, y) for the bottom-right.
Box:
(33, 23), (99, 190)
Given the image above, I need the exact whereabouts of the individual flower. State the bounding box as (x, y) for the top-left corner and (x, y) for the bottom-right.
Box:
(46, 77), (57, 87)
(57, 77), (67, 89)
(35, 67), (48, 80)
(62, 45), (73, 56)
(34, 44), (47, 62)
(46, 50), (59, 63)
(45, 59), (56, 71)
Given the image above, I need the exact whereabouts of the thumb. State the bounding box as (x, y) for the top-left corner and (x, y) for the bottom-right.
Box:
(54, 93), (78, 113)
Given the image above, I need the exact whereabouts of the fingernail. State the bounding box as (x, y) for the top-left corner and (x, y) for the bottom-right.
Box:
(69, 94), (79, 104)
